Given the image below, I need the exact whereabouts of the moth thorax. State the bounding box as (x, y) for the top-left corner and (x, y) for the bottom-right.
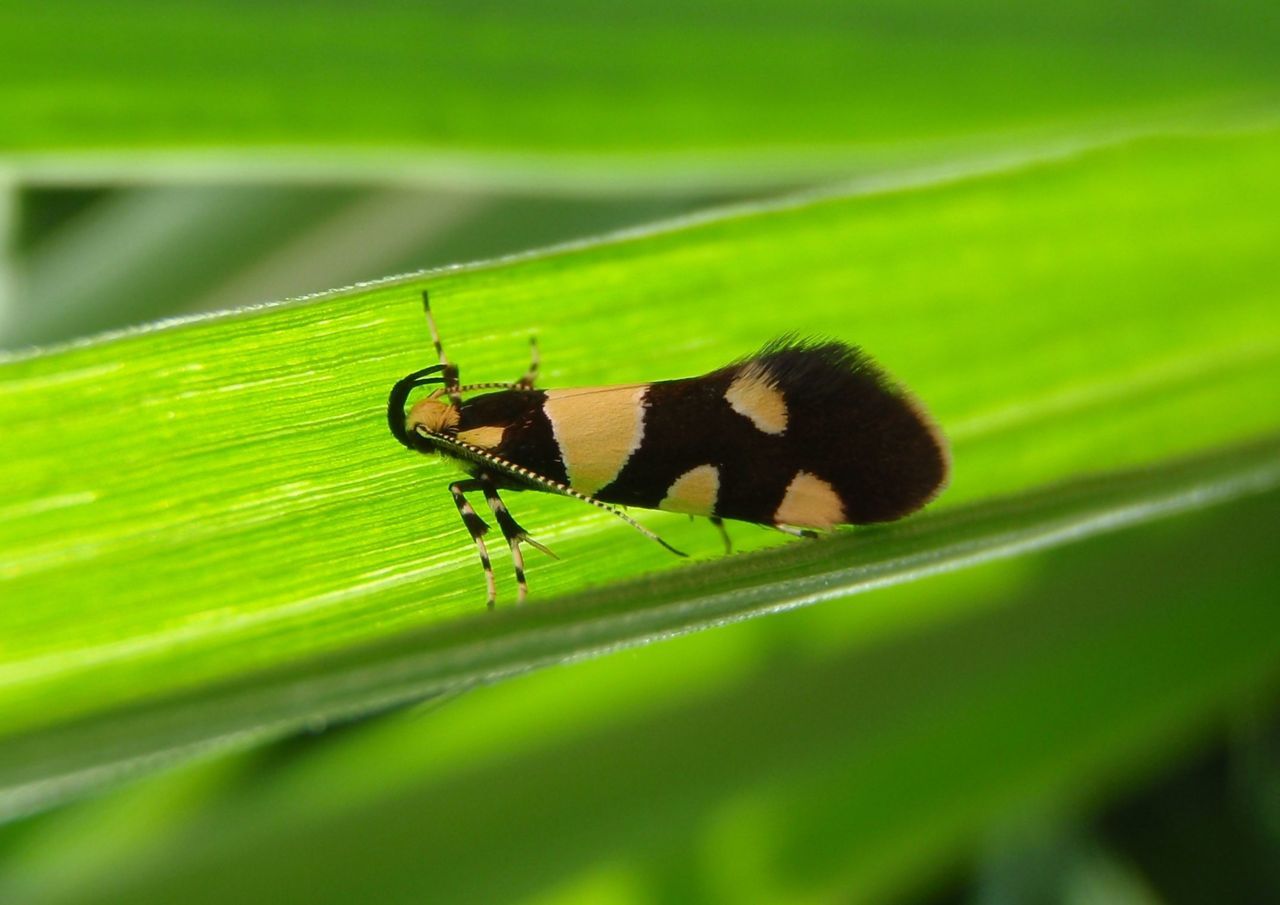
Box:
(407, 396), (460, 436)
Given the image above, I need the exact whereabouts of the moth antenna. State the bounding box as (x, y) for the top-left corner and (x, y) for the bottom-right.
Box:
(774, 524), (820, 540)
(416, 428), (687, 557)
(455, 381), (536, 393)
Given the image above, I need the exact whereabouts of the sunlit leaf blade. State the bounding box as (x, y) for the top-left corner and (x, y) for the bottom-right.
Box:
(1, 125), (1279, 815)
(1, 435), (1278, 820)
(5, 477), (1278, 905)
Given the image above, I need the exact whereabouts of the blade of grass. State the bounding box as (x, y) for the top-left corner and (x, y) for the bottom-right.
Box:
(2, 2), (1278, 188)
(0, 173), (14, 335)
(1, 434), (1278, 822)
(5, 185), (361, 347)
(1, 126), (1279, 813)
(4, 476), (1278, 905)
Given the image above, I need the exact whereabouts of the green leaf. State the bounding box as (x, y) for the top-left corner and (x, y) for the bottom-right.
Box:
(5, 473), (1279, 905)
(3, 1), (1278, 187)
(1, 124), (1279, 815)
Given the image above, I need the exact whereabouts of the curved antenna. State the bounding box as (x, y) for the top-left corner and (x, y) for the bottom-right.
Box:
(387, 365), (446, 449)
(415, 427), (687, 557)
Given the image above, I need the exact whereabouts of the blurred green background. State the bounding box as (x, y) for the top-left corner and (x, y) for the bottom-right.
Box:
(1, 2), (1278, 904)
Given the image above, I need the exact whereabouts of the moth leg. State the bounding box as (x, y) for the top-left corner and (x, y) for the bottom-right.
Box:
(449, 479), (496, 608)
(422, 290), (461, 407)
(515, 336), (540, 389)
(440, 433), (686, 558)
(710, 516), (733, 554)
(478, 476), (556, 605)
(774, 523), (819, 540)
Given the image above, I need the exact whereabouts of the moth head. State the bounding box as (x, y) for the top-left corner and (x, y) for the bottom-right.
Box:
(388, 367), (457, 451)
(407, 391), (460, 439)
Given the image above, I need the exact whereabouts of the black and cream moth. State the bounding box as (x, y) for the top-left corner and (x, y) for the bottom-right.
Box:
(389, 292), (949, 606)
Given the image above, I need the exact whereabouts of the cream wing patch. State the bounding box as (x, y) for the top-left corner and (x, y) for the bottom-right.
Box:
(659, 464), (720, 516)
(725, 363), (788, 434)
(544, 385), (648, 496)
(457, 425), (506, 449)
(774, 471), (846, 529)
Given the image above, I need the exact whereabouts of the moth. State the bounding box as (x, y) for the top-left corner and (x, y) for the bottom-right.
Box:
(389, 292), (949, 606)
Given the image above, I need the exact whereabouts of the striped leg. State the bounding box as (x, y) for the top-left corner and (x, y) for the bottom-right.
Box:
(709, 516), (733, 554)
(515, 336), (540, 389)
(774, 523), (819, 540)
(422, 290), (461, 407)
(449, 480), (496, 607)
(478, 476), (556, 604)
